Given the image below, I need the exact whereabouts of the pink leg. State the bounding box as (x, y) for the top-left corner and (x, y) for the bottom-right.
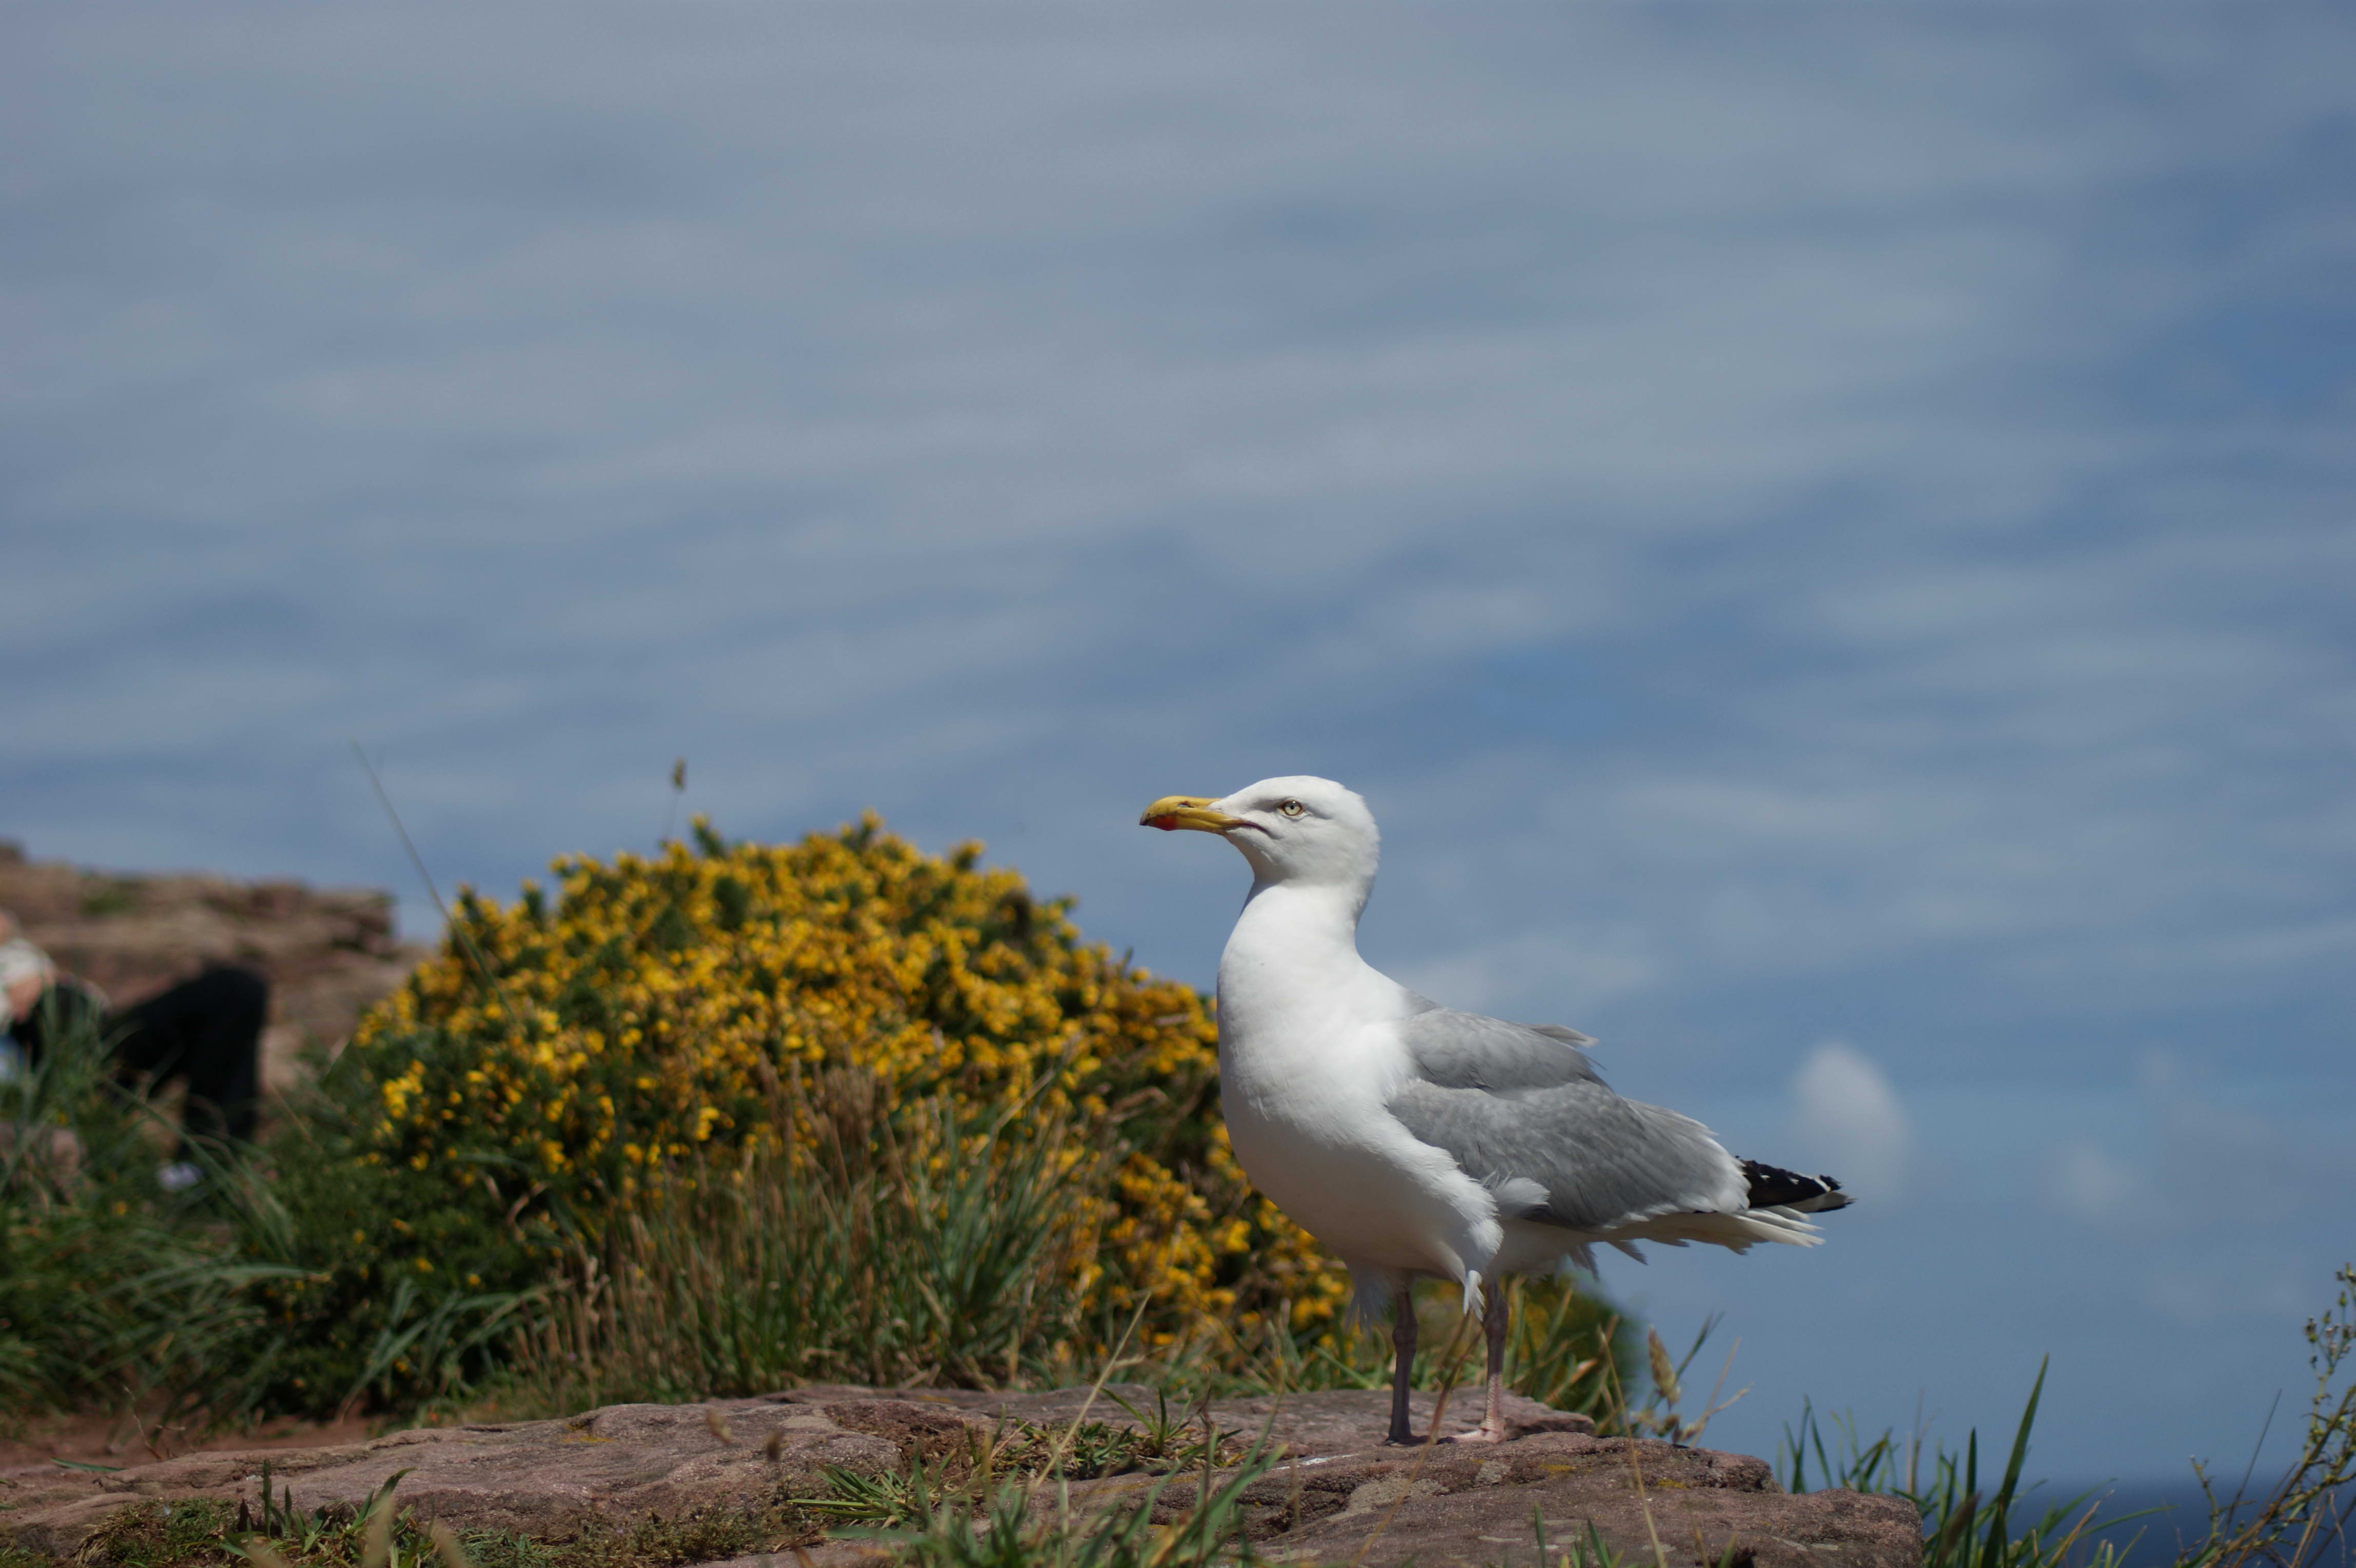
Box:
(1452, 1277), (1514, 1444)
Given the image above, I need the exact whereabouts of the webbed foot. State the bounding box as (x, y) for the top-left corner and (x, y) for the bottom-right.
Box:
(1447, 1423), (1514, 1445)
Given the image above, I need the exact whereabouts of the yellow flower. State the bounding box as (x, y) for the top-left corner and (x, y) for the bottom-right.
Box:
(347, 812), (1346, 1344)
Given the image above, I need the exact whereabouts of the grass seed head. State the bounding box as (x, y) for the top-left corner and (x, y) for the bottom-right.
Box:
(428, 1521), (473, 1568)
(362, 1492), (394, 1568)
(1647, 1327), (1681, 1408)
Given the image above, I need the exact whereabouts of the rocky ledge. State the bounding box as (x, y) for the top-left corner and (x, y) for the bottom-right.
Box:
(1, 1386), (1920, 1568)
(0, 839), (422, 1094)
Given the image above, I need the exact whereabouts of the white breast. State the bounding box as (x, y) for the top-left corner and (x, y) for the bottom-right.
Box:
(1215, 885), (1499, 1279)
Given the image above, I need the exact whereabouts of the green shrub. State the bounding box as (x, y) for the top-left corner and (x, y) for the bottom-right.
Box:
(486, 1066), (1116, 1411)
(198, 815), (1353, 1415)
(1, 998), (259, 1422)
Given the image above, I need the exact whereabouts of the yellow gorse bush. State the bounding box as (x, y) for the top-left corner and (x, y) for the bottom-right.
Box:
(351, 815), (1348, 1346)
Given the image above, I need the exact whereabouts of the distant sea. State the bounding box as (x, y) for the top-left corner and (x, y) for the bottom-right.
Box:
(2047, 1480), (2350, 1568)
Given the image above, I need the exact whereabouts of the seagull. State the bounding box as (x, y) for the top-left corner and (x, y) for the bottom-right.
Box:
(1141, 775), (1850, 1446)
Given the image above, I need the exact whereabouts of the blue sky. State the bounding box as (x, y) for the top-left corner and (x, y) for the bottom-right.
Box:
(6, 3), (2351, 1483)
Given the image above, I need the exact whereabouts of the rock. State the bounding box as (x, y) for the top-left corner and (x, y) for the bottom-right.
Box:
(1066, 1429), (1919, 1568)
(1, 1388), (1919, 1568)
(777, 1388), (1913, 1568)
(0, 841), (424, 1094)
(2, 1399), (896, 1558)
(1196, 1387), (1597, 1454)
(769, 1382), (1589, 1456)
(0, 1406), (378, 1475)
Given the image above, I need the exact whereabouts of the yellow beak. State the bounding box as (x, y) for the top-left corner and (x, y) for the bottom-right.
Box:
(1140, 795), (1246, 833)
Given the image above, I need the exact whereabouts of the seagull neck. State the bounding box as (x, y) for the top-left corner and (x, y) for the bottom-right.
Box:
(1219, 879), (1373, 1020)
(1242, 876), (1368, 934)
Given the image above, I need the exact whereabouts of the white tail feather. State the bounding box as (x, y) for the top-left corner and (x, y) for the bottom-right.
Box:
(1605, 1204), (1823, 1254)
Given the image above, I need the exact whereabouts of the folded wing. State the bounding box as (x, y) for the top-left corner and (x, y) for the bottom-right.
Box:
(1389, 1009), (1749, 1233)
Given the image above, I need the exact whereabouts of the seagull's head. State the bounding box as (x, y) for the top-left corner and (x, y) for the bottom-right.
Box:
(1139, 775), (1379, 892)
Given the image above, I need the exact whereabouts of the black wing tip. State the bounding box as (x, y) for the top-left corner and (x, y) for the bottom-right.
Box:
(1740, 1158), (1853, 1213)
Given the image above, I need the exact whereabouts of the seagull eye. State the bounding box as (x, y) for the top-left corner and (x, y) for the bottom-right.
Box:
(1277, 799), (1306, 818)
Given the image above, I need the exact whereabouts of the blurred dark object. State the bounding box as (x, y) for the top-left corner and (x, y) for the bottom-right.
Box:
(12, 964), (267, 1152)
(0, 838), (423, 1099)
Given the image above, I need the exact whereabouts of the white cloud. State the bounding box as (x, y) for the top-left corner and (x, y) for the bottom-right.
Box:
(2052, 1140), (2138, 1223)
(2143, 1265), (2313, 1327)
(1790, 1042), (1913, 1202)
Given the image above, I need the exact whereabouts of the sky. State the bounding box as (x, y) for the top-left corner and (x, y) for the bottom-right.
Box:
(6, 2), (2352, 1485)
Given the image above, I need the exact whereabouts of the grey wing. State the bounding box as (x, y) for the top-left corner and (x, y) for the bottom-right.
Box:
(1396, 1006), (1601, 1091)
(1388, 1010), (1741, 1231)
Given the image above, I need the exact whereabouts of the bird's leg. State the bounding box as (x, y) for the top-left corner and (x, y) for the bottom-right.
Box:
(1452, 1274), (1515, 1444)
(1387, 1286), (1420, 1445)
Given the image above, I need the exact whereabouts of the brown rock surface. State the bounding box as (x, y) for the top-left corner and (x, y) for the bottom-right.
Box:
(2, 1398), (897, 1557)
(3, 1388), (1919, 1568)
(765, 1381), (1586, 1454)
(1073, 1429), (1918, 1568)
(0, 1407), (377, 1474)
(0, 839), (424, 1093)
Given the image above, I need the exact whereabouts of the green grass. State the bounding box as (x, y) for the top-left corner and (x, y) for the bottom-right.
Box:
(791, 1401), (1257, 1531)
(70, 1495), (810, 1568)
(66, 1462), (817, 1568)
(3, 1004), (1632, 1436)
(845, 1437), (1283, 1568)
(482, 1070), (1116, 1414)
(1486, 1511), (1641, 1568)
(0, 1002), (268, 1425)
(1, 1005), (538, 1430)
(468, 1064), (1641, 1428)
(1781, 1361), (2121, 1568)
(1150, 1270), (1634, 1438)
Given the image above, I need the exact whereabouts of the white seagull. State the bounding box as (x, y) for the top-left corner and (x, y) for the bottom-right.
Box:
(1141, 775), (1850, 1445)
